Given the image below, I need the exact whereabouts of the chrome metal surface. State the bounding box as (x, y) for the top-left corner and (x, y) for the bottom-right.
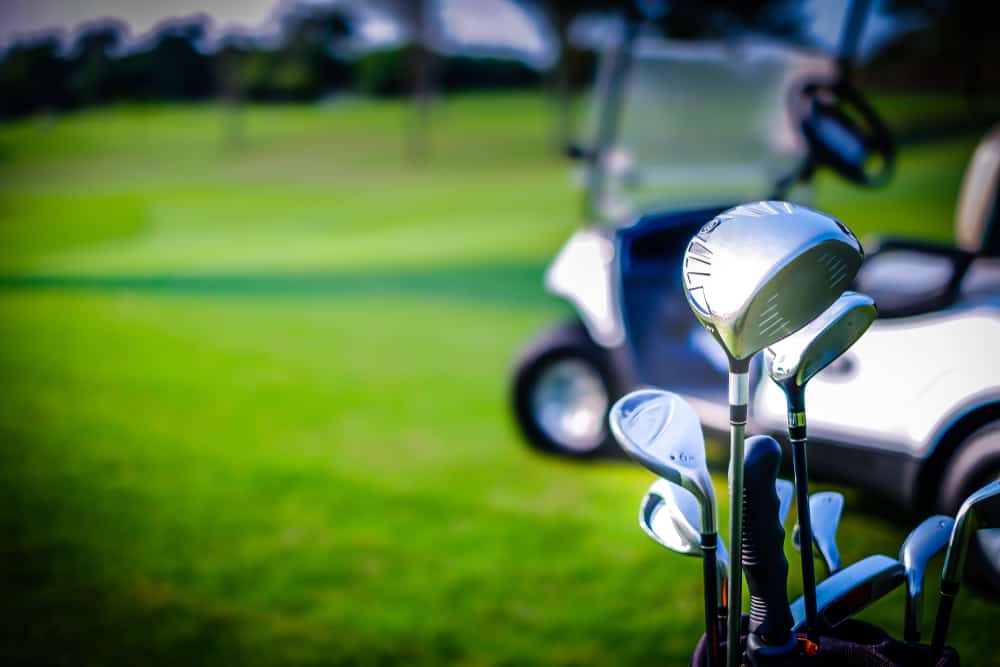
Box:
(941, 480), (1000, 586)
(810, 492), (844, 574)
(900, 515), (955, 642)
(776, 479), (795, 526)
(790, 555), (905, 631)
(766, 292), (877, 387)
(531, 358), (609, 452)
(683, 201), (864, 361)
(640, 479), (730, 604)
(610, 389), (716, 531)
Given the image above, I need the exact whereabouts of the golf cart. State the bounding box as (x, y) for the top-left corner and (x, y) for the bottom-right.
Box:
(509, 4), (1000, 535)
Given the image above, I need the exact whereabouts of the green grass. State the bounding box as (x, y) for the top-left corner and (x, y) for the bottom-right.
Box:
(1, 93), (997, 666)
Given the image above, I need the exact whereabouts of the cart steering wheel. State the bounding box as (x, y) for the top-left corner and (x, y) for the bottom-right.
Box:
(797, 78), (895, 188)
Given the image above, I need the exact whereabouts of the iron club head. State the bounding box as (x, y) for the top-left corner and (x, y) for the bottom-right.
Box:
(683, 201), (864, 367)
(793, 492), (844, 575)
(932, 480), (1000, 656)
(900, 515), (955, 642)
(610, 389), (716, 532)
(776, 479), (795, 526)
(941, 480), (1000, 587)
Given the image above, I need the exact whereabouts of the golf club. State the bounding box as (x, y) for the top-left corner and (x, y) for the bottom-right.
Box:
(609, 389), (720, 666)
(765, 291), (876, 634)
(640, 479), (730, 638)
(899, 514), (955, 643)
(931, 480), (1000, 658)
(792, 491), (845, 575)
(790, 554), (905, 632)
(683, 201), (864, 666)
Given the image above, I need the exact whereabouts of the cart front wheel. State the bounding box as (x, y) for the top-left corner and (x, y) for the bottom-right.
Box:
(511, 321), (623, 459)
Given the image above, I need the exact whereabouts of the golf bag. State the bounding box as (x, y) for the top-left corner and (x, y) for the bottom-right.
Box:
(689, 617), (960, 666)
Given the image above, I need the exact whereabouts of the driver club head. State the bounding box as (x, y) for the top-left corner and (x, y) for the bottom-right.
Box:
(766, 291), (877, 393)
(639, 479), (730, 584)
(793, 492), (845, 575)
(683, 201), (864, 364)
(610, 389), (716, 532)
(900, 515), (955, 643)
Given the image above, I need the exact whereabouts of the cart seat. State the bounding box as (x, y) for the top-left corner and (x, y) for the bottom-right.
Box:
(855, 123), (1000, 317)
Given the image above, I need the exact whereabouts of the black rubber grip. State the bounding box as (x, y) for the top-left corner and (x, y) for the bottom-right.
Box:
(742, 435), (796, 662)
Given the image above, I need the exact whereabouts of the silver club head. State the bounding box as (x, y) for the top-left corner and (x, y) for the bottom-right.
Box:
(900, 515), (955, 642)
(792, 492), (845, 574)
(941, 480), (1000, 587)
(766, 291), (877, 391)
(683, 201), (864, 363)
(811, 492), (844, 574)
(776, 479), (795, 526)
(639, 479), (730, 584)
(791, 554), (904, 631)
(931, 480), (1000, 656)
(610, 389), (716, 532)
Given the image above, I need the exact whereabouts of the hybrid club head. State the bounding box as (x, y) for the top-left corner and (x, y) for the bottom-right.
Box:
(639, 479), (730, 586)
(776, 479), (795, 526)
(610, 389), (716, 532)
(900, 515), (955, 642)
(792, 492), (845, 574)
(766, 291), (877, 397)
(791, 554), (905, 631)
(683, 201), (864, 365)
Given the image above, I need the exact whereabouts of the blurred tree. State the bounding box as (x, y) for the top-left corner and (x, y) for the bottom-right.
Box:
(148, 16), (214, 100)
(279, 4), (353, 99)
(0, 35), (70, 116)
(68, 20), (127, 107)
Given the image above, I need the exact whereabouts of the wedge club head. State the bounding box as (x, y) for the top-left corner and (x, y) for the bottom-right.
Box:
(900, 515), (955, 643)
(610, 389), (715, 532)
(793, 492), (845, 575)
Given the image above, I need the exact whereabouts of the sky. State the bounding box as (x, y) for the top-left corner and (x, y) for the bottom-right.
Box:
(0, 0), (925, 66)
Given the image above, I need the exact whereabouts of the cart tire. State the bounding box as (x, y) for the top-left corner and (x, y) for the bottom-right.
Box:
(938, 421), (1000, 597)
(511, 320), (625, 459)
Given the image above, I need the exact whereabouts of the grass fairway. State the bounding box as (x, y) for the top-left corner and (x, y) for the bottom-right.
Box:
(1, 94), (997, 665)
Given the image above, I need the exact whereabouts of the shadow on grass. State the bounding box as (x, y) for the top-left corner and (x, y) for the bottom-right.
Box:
(0, 261), (554, 308)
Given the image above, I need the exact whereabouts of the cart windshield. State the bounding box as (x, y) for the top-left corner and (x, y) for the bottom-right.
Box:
(582, 36), (832, 224)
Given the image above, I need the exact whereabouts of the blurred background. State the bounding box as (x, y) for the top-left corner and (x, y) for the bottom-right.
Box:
(1, 0), (998, 665)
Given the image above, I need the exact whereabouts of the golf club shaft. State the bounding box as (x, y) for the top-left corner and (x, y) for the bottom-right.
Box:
(931, 583), (958, 658)
(789, 417), (819, 632)
(702, 535), (721, 667)
(727, 371), (749, 667)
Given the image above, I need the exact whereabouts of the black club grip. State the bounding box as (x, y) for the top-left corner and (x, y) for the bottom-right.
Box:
(742, 435), (797, 663)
